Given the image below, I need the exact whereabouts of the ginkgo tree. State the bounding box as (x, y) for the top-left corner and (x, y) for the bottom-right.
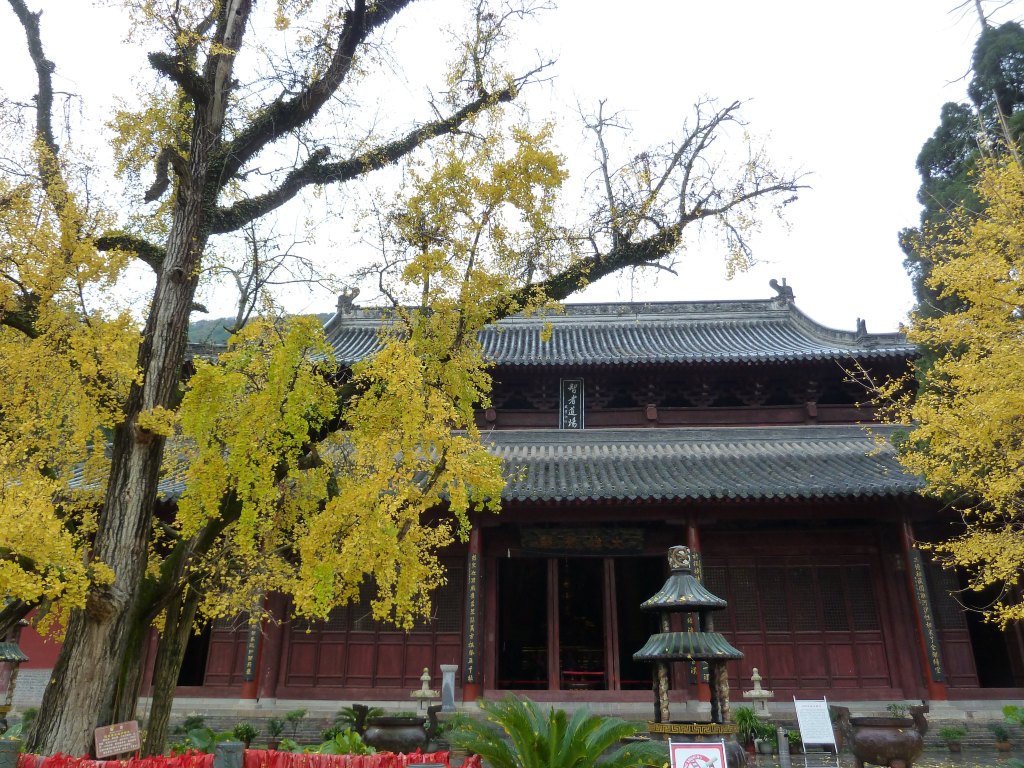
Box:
(882, 152), (1024, 627)
(1, 0), (802, 756)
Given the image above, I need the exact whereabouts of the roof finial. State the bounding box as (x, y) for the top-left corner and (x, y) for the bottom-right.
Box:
(337, 286), (360, 315)
(769, 277), (794, 301)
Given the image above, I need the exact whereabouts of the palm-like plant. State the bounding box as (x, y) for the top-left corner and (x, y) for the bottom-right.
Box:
(448, 695), (666, 768)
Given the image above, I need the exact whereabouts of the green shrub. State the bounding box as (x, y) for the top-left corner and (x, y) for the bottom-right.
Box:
(448, 695), (666, 768)
(171, 726), (234, 754)
(990, 722), (1012, 741)
(939, 725), (968, 742)
(172, 713), (207, 735)
(266, 718), (285, 739)
(233, 722), (259, 747)
(316, 729), (375, 755)
(284, 709), (307, 739)
(732, 706), (758, 746)
(334, 705), (384, 734)
(886, 703), (910, 719)
(20, 708), (38, 731)
(437, 712), (474, 737)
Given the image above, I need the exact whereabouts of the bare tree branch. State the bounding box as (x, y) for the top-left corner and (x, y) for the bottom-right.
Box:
(213, 0), (400, 187)
(210, 86), (518, 234)
(7, 0), (57, 160)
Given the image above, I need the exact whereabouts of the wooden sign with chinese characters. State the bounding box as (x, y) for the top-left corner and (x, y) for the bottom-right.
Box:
(559, 378), (584, 429)
(463, 552), (481, 683)
(908, 549), (945, 680)
(95, 720), (141, 758)
(242, 622), (261, 682)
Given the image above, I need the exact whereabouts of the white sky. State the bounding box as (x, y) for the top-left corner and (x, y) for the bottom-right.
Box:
(0, 1), (1011, 334)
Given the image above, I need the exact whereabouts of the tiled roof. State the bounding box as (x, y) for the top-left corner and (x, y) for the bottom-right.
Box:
(482, 424), (921, 503)
(323, 297), (912, 367)
(151, 424), (919, 503)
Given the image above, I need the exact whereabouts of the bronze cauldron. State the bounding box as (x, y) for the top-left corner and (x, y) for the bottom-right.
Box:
(832, 704), (929, 768)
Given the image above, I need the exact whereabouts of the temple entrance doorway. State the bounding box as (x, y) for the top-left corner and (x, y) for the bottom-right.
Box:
(495, 555), (663, 691)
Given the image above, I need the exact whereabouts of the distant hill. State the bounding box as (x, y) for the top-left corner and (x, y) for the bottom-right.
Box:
(188, 313), (334, 345)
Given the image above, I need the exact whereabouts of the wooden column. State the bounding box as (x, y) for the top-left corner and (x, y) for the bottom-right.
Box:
(901, 518), (948, 700)
(602, 558), (620, 691)
(547, 558), (560, 690)
(462, 526), (484, 701)
(257, 593), (287, 701)
(687, 520), (712, 703)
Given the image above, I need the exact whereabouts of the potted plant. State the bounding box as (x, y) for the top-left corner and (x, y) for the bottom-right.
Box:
(266, 718), (285, 750)
(989, 722), (1013, 752)
(938, 724), (967, 753)
(732, 706), (758, 753)
(785, 729), (803, 755)
(284, 709), (307, 741)
(232, 721), (259, 749)
(752, 720), (776, 755)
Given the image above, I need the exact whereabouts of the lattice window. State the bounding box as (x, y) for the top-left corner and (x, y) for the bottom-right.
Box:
(788, 567), (818, 631)
(927, 562), (968, 630)
(845, 566), (881, 631)
(351, 580), (379, 632)
(297, 604), (349, 632)
(212, 612), (250, 631)
(703, 567), (730, 629)
(760, 567), (790, 632)
(409, 561), (465, 633)
(731, 567), (760, 632)
(818, 568), (849, 631)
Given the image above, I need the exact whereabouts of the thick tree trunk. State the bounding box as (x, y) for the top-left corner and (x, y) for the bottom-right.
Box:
(143, 587), (201, 756)
(28, 132), (213, 757)
(112, 608), (151, 726)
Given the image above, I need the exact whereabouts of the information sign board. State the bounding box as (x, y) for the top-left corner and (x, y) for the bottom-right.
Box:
(95, 720), (141, 758)
(793, 698), (837, 749)
(669, 741), (728, 768)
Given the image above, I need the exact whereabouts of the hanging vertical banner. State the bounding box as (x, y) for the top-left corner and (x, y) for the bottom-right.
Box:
(560, 378), (584, 429)
(687, 551), (709, 683)
(908, 549), (945, 680)
(241, 623), (261, 682)
(463, 551), (481, 683)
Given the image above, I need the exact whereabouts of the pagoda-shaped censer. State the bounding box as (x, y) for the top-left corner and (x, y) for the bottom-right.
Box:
(634, 545), (743, 740)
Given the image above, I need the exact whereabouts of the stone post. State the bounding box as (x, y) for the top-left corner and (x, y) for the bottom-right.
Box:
(0, 739), (21, 768)
(214, 741), (245, 768)
(440, 664), (458, 712)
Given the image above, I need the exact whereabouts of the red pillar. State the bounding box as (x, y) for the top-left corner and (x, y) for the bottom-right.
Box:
(901, 518), (948, 700)
(687, 521), (712, 704)
(258, 593), (288, 701)
(463, 526), (484, 701)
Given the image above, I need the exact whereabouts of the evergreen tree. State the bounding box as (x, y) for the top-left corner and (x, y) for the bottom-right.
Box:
(900, 17), (1024, 317)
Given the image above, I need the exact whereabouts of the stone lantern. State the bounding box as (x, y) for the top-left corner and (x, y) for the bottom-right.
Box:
(0, 622), (29, 735)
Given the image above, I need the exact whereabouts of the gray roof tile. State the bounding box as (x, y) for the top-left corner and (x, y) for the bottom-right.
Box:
(323, 298), (912, 366)
(148, 425), (918, 504)
(483, 424), (920, 503)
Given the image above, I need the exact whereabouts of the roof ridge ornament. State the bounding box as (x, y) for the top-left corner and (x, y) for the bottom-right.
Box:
(336, 286), (360, 315)
(769, 277), (794, 302)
